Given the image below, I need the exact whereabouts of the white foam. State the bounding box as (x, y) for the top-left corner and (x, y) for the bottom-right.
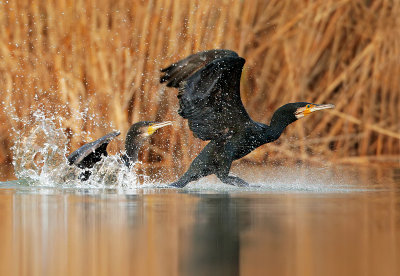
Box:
(9, 108), (382, 194)
(10, 108), (152, 189)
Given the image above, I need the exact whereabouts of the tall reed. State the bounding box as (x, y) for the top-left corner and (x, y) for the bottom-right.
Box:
(0, 0), (398, 178)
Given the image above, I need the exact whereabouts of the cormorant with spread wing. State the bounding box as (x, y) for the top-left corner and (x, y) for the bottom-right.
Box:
(67, 121), (172, 180)
(160, 49), (334, 187)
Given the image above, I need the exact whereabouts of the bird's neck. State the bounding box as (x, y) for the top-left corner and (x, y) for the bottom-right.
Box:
(125, 144), (140, 162)
(264, 112), (297, 142)
(123, 139), (143, 167)
(124, 129), (147, 165)
(254, 124), (282, 144)
(267, 122), (287, 141)
(246, 122), (282, 147)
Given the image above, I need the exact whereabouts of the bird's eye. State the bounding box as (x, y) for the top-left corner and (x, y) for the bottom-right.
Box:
(306, 104), (311, 109)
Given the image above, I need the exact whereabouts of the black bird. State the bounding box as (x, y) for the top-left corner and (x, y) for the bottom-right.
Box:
(67, 121), (172, 180)
(160, 49), (334, 188)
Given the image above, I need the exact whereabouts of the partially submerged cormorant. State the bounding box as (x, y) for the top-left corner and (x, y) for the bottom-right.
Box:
(67, 121), (172, 180)
(160, 49), (334, 188)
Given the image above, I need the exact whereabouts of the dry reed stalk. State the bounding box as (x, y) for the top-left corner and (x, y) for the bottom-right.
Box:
(0, 0), (399, 179)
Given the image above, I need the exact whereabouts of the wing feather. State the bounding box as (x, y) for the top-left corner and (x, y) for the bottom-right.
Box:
(67, 131), (120, 168)
(161, 50), (252, 141)
(160, 49), (238, 87)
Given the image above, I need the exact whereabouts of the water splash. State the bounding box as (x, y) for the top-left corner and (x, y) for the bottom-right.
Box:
(12, 109), (69, 185)
(11, 108), (145, 188)
(8, 108), (377, 193)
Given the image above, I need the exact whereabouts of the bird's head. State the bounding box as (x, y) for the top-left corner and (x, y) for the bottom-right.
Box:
(122, 121), (172, 166)
(126, 121), (173, 141)
(124, 121), (173, 164)
(271, 102), (335, 129)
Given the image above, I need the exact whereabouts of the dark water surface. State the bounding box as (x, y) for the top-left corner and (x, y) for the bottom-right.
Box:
(0, 165), (399, 276)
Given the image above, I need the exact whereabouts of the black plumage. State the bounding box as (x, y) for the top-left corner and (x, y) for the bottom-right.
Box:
(161, 49), (334, 187)
(67, 131), (120, 170)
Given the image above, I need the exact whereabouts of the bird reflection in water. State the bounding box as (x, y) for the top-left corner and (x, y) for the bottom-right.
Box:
(178, 194), (251, 276)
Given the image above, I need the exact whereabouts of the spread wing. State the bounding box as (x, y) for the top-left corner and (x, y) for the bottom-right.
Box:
(67, 131), (120, 169)
(160, 50), (253, 141)
(160, 49), (239, 88)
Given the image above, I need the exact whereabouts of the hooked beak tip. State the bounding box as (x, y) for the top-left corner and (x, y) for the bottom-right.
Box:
(147, 121), (173, 135)
(314, 103), (335, 110)
(153, 121), (173, 129)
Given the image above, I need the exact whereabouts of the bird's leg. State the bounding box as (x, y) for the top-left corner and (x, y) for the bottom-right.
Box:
(217, 174), (249, 187)
(169, 143), (218, 188)
(214, 150), (249, 187)
(168, 164), (199, 188)
(170, 158), (223, 186)
(169, 169), (206, 188)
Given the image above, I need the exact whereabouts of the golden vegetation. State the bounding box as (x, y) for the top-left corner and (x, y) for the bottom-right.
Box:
(0, 0), (399, 177)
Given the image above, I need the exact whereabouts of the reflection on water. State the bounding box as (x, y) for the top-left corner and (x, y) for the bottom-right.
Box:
(0, 166), (399, 276)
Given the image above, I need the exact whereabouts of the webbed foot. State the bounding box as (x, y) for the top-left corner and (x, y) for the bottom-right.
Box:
(168, 181), (187, 188)
(218, 175), (249, 187)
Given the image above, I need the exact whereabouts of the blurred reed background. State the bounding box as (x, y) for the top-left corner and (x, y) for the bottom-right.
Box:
(0, 0), (399, 179)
